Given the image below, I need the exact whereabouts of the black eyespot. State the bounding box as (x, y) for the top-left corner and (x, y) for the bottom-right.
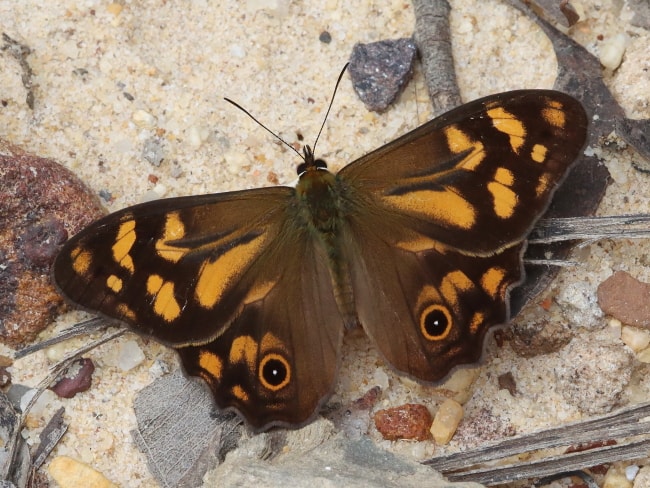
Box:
(313, 158), (327, 170)
(420, 305), (453, 341)
(259, 354), (291, 391)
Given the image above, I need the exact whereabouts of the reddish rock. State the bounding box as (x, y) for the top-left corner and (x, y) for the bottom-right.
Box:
(0, 139), (105, 347)
(51, 358), (95, 398)
(597, 271), (650, 327)
(374, 403), (432, 441)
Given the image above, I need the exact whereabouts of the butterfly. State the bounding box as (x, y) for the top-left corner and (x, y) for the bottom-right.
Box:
(53, 89), (587, 430)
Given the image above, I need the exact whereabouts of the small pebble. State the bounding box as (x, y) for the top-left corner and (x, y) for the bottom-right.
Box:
(374, 403), (432, 441)
(149, 358), (171, 378)
(603, 464), (633, 488)
(0, 366), (11, 387)
(22, 388), (57, 418)
(229, 44), (246, 58)
(497, 372), (517, 396)
(437, 367), (480, 404)
(116, 340), (145, 371)
(151, 183), (168, 198)
(636, 346), (650, 363)
(0, 140), (104, 346)
(430, 399), (463, 445)
(599, 33), (627, 70)
(187, 125), (210, 147)
(19, 387), (38, 413)
(51, 358), (95, 398)
(626, 464), (640, 481)
(132, 109), (157, 129)
(598, 271), (650, 327)
(319, 31), (332, 44)
(106, 3), (123, 16)
(621, 325), (650, 352)
(608, 318), (623, 340)
(348, 38), (417, 112)
(48, 456), (118, 488)
(142, 136), (166, 166)
(372, 369), (390, 390)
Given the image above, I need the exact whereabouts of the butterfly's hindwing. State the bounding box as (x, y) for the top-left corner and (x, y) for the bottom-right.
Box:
(343, 214), (525, 381)
(177, 226), (344, 429)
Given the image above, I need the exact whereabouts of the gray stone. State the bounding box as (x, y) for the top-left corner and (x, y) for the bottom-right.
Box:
(204, 418), (484, 487)
(348, 38), (417, 112)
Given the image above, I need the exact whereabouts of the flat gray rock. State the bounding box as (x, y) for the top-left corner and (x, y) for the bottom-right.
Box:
(204, 419), (484, 488)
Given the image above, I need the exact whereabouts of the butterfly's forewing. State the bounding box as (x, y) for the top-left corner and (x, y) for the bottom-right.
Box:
(338, 90), (587, 381)
(54, 188), (345, 429)
(55, 190), (293, 345)
(340, 90), (588, 255)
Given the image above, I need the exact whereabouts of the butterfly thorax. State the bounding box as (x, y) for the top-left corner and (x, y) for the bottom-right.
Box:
(295, 155), (357, 328)
(295, 167), (341, 234)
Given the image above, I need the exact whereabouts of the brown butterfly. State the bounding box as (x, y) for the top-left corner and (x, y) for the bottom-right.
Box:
(53, 89), (587, 430)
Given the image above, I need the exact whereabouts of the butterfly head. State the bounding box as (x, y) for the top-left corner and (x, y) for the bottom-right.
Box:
(297, 145), (328, 177)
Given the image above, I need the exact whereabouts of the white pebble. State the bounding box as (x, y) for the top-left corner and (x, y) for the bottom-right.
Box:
(625, 464), (639, 481)
(229, 44), (246, 58)
(607, 318), (622, 340)
(19, 388), (38, 413)
(149, 359), (171, 378)
(621, 326), (650, 352)
(46, 342), (71, 362)
(132, 109), (157, 129)
(600, 33), (627, 70)
(187, 125), (210, 147)
(430, 399), (463, 445)
(152, 183), (168, 198)
(116, 340), (145, 371)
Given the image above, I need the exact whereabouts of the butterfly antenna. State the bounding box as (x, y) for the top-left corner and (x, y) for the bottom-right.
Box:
(224, 97), (304, 161)
(312, 63), (349, 155)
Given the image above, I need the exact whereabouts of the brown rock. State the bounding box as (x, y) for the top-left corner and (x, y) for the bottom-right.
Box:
(497, 372), (518, 396)
(374, 403), (432, 441)
(0, 139), (105, 347)
(509, 312), (573, 357)
(597, 271), (650, 327)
